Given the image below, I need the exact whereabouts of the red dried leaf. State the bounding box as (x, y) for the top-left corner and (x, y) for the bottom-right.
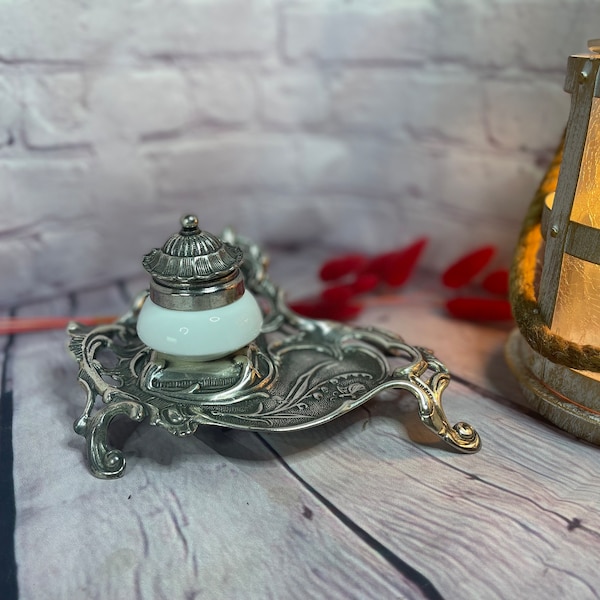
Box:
(288, 299), (323, 319)
(322, 302), (363, 321)
(445, 297), (512, 321)
(481, 269), (510, 296)
(382, 238), (428, 287)
(442, 246), (496, 289)
(351, 273), (379, 294)
(363, 238), (428, 288)
(321, 284), (354, 304)
(290, 297), (363, 321)
(319, 254), (367, 282)
(363, 251), (398, 278)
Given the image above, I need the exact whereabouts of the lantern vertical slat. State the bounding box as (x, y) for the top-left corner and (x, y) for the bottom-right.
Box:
(538, 56), (600, 326)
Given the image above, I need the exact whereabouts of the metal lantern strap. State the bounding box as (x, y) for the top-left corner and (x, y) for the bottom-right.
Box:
(540, 44), (600, 345)
(508, 40), (600, 443)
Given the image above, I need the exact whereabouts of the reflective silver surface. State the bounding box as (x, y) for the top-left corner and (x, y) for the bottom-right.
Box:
(69, 231), (481, 478)
(144, 214), (246, 311)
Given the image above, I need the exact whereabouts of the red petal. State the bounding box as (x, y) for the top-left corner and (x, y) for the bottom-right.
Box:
(363, 238), (428, 288)
(321, 284), (355, 304)
(289, 297), (363, 321)
(289, 299), (323, 319)
(442, 246), (496, 289)
(382, 238), (428, 287)
(363, 251), (397, 278)
(352, 273), (379, 294)
(445, 297), (512, 321)
(322, 302), (363, 321)
(319, 254), (367, 282)
(481, 269), (510, 296)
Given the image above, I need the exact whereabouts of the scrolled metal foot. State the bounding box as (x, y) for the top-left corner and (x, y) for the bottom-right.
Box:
(345, 328), (481, 452)
(393, 346), (481, 453)
(86, 399), (147, 479)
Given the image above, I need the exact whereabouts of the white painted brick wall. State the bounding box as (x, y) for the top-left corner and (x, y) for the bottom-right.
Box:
(1, 0), (600, 306)
(283, 1), (435, 62)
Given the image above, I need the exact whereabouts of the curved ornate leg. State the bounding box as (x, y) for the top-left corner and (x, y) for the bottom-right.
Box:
(393, 346), (481, 452)
(86, 399), (147, 479)
(73, 377), (97, 436)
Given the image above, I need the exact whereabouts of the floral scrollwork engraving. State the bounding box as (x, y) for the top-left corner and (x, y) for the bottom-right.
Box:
(68, 234), (481, 479)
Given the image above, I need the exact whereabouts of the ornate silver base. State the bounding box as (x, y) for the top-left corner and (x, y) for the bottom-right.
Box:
(68, 232), (481, 478)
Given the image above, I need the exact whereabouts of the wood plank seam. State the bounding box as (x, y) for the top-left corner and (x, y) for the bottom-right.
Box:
(0, 308), (18, 600)
(450, 373), (516, 407)
(255, 433), (447, 600)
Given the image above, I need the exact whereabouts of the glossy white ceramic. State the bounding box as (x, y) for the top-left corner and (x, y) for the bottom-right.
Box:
(136, 291), (263, 360)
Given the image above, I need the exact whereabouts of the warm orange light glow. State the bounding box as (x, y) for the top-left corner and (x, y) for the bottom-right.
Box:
(551, 98), (600, 345)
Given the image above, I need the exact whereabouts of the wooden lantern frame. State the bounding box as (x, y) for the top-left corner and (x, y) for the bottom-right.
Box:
(507, 41), (600, 443)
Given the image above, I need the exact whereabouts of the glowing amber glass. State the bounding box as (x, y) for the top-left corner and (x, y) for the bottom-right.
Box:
(551, 97), (600, 345)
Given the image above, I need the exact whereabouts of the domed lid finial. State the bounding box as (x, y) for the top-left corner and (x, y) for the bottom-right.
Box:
(180, 214), (200, 233)
(142, 214), (246, 311)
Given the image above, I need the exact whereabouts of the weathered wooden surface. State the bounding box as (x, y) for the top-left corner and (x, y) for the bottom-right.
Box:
(8, 272), (600, 600)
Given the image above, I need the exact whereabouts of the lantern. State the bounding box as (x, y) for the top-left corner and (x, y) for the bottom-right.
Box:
(507, 39), (600, 443)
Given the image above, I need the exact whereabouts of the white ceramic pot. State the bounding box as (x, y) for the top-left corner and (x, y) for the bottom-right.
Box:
(137, 291), (263, 360)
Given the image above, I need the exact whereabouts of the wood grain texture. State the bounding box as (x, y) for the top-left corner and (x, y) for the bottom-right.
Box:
(263, 390), (600, 599)
(11, 286), (431, 600)
(10, 273), (600, 600)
